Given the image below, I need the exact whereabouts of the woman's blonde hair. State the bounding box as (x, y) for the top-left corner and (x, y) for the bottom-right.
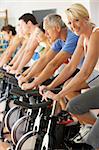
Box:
(65, 3), (89, 20)
(65, 3), (95, 26)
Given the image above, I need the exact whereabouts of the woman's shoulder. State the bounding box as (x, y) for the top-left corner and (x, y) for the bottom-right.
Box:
(12, 34), (23, 41)
(91, 27), (99, 39)
(91, 27), (99, 40)
(93, 27), (99, 33)
(89, 28), (99, 49)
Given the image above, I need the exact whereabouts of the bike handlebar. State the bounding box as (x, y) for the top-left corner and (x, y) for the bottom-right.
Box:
(14, 99), (52, 109)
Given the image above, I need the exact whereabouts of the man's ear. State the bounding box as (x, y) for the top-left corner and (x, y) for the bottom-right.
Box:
(27, 20), (32, 26)
(56, 25), (61, 32)
(9, 31), (12, 36)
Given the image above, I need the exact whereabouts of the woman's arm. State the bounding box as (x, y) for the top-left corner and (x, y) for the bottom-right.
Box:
(9, 39), (27, 65)
(58, 31), (99, 98)
(10, 50), (25, 71)
(0, 35), (22, 67)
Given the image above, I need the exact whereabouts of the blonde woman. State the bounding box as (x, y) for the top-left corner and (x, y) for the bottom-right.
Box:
(41, 3), (99, 142)
(41, 3), (99, 102)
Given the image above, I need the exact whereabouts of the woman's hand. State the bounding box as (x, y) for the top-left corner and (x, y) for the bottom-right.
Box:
(52, 94), (62, 102)
(42, 90), (56, 101)
(42, 90), (61, 102)
(39, 85), (50, 96)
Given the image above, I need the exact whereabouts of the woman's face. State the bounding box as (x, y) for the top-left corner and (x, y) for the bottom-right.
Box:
(67, 16), (86, 35)
(3, 31), (11, 41)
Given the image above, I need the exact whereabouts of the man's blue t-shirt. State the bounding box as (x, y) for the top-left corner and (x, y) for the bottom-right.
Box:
(51, 29), (79, 54)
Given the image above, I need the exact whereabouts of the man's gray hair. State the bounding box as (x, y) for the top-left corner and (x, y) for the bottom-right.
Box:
(43, 13), (66, 29)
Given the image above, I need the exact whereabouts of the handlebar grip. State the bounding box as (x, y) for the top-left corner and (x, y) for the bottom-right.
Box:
(10, 86), (40, 97)
(14, 99), (52, 109)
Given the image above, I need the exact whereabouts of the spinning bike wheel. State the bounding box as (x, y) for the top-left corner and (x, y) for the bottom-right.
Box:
(5, 106), (26, 132)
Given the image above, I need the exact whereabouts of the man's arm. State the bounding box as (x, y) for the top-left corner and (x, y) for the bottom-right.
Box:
(22, 44), (83, 90)
(31, 31), (80, 88)
(31, 51), (71, 85)
(15, 34), (39, 74)
(47, 38), (84, 89)
(21, 44), (83, 91)
(26, 33), (80, 89)
(18, 49), (57, 84)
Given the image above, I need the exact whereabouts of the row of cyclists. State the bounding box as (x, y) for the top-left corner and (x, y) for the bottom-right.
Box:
(0, 3), (99, 150)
